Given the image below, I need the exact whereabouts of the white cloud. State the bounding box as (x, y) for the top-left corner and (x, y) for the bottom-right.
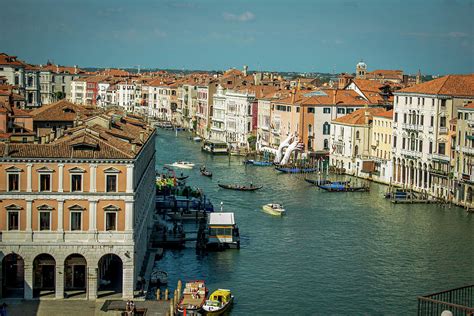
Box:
(223, 11), (255, 22)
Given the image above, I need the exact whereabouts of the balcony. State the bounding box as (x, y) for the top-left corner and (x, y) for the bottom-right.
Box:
(439, 126), (448, 134)
(402, 123), (423, 132)
(431, 152), (450, 161)
(428, 126), (434, 133)
(461, 146), (474, 155)
(401, 149), (422, 159)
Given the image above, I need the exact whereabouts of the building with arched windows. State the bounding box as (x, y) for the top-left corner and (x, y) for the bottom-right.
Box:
(0, 114), (156, 300)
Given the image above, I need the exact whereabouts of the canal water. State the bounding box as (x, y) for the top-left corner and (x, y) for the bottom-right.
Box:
(155, 130), (473, 315)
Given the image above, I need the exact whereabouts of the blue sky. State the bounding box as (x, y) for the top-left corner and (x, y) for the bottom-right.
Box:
(1, 0), (473, 74)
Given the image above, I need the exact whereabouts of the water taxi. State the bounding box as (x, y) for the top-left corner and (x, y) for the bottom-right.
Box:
(262, 203), (286, 216)
(177, 280), (208, 315)
(202, 289), (234, 315)
(169, 161), (195, 169)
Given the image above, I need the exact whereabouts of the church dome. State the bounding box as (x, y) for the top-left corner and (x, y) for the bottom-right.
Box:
(357, 61), (367, 69)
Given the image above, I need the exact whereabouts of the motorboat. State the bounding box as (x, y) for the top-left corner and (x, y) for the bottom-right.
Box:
(193, 136), (202, 142)
(177, 280), (208, 315)
(202, 289), (234, 315)
(218, 183), (262, 191)
(262, 203), (286, 216)
(169, 161), (195, 169)
(317, 183), (370, 192)
(275, 166), (318, 173)
(244, 159), (273, 166)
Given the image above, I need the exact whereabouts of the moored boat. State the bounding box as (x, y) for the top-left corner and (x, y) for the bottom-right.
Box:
(262, 203), (286, 216)
(150, 268), (168, 285)
(176, 175), (189, 180)
(275, 166), (318, 173)
(177, 280), (208, 315)
(193, 136), (202, 142)
(304, 178), (350, 186)
(202, 140), (229, 154)
(202, 289), (234, 315)
(218, 183), (262, 191)
(317, 183), (370, 192)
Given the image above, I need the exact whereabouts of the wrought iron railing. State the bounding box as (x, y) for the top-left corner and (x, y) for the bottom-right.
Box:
(417, 284), (474, 316)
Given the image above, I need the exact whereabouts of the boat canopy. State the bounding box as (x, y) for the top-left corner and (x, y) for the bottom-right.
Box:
(208, 212), (235, 226)
(209, 289), (232, 302)
(204, 139), (228, 146)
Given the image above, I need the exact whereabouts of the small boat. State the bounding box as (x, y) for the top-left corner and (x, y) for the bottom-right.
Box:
(244, 159), (273, 166)
(202, 289), (234, 315)
(193, 136), (202, 142)
(218, 183), (262, 191)
(150, 269), (168, 285)
(275, 167), (318, 173)
(170, 161), (195, 169)
(202, 140), (228, 154)
(304, 178), (350, 186)
(176, 175), (189, 180)
(262, 203), (286, 216)
(317, 183), (370, 192)
(177, 280), (208, 315)
(200, 167), (213, 177)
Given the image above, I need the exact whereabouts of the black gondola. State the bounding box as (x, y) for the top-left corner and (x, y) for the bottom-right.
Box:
(304, 178), (351, 186)
(200, 169), (213, 177)
(176, 175), (189, 180)
(218, 183), (263, 191)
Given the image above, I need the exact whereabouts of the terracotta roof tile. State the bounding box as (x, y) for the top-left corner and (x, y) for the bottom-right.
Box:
(398, 74), (474, 96)
(333, 107), (386, 125)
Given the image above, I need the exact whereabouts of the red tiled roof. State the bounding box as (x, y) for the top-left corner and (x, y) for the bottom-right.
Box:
(333, 107), (386, 125)
(398, 74), (474, 96)
(373, 109), (393, 119)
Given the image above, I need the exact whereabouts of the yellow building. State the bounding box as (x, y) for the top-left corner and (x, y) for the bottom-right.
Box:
(0, 113), (156, 300)
(368, 109), (394, 183)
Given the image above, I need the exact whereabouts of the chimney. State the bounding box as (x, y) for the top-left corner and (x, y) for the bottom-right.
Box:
(333, 90), (336, 104)
(291, 89), (296, 104)
(56, 65), (59, 73)
(74, 65), (78, 74)
(139, 131), (144, 142)
(3, 140), (9, 157)
(132, 143), (136, 153)
(243, 65), (248, 77)
(364, 110), (370, 125)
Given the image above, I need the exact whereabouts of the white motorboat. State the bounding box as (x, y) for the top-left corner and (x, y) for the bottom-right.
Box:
(262, 203), (286, 216)
(169, 161), (195, 169)
(193, 136), (202, 142)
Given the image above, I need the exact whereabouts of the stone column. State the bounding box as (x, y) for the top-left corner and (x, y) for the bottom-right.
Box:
(122, 266), (134, 299)
(90, 164), (97, 193)
(57, 199), (64, 233)
(125, 201), (134, 232)
(393, 162), (398, 184)
(89, 200), (98, 232)
(87, 267), (98, 300)
(26, 200), (32, 240)
(24, 262), (33, 299)
(126, 165), (134, 193)
(27, 163), (32, 192)
(55, 263), (64, 299)
(58, 163), (64, 192)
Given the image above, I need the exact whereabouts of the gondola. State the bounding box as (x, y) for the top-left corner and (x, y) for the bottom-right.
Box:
(176, 175), (189, 180)
(304, 178), (351, 186)
(200, 168), (213, 177)
(317, 183), (370, 192)
(218, 183), (263, 191)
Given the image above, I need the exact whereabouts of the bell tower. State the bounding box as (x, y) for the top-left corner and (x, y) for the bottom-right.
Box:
(356, 60), (367, 79)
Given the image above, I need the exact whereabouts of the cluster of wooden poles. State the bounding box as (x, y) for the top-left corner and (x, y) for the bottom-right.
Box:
(156, 280), (182, 316)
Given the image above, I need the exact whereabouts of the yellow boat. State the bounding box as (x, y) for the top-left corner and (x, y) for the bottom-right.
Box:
(202, 289), (234, 315)
(262, 203), (286, 216)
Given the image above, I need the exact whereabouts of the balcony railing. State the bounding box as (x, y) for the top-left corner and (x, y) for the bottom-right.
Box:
(402, 123), (423, 132)
(461, 146), (474, 155)
(439, 126), (448, 134)
(401, 149), (422, 158)
(431, 152), (450, 161)
(417, 284), (474, 316)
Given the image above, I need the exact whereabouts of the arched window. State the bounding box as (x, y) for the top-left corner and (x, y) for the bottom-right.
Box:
(323, 122), (330, 135)
(354, 145), (359, 156)
(411, 133), (416, 151)
(308, 124), (312, 134)
(324, 139), (329, 149)
(356, 131), (360, 139)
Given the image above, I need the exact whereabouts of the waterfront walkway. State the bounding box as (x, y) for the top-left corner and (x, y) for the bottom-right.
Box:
(3, 299), (170, 316)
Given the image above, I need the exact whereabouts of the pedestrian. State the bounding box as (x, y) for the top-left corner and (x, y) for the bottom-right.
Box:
(0, 303), (7, 316)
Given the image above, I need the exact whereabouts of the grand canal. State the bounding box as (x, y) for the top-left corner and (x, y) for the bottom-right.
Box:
(155, 130), (473, 315)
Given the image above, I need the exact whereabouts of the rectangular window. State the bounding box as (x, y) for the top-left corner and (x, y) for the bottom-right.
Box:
(40, 174), (51, 191)
(429, 141), (433, 154)
(106, 175), (117, 192)
(337, 108), (345, 114)
(419, 140), (423, 152)
(8, 211), (19, 230)
(420, 115), (424, 126)
(402, 137), (405, 149)
(71, 174), (82, 192)
(70, 212), (82, 231)
(430, 116), (434, 127)
(323, 108), (330, 114)
(438, 143), (446, 155)
(8, 173), (19, 191)
(307, 107), (315, 114)
(441, 99), (446, 107)
(39, 212), (51, 231)
(105, 212), (117, 231)
(440, 116), (446, 128)
(394, 112), (398, 122)
(393, 136), (397, 148)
